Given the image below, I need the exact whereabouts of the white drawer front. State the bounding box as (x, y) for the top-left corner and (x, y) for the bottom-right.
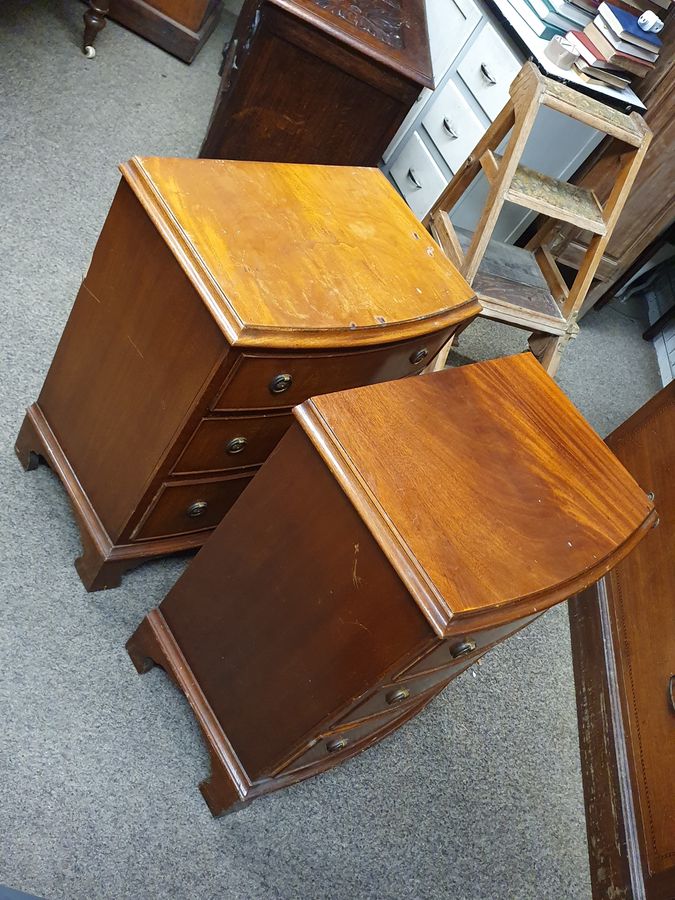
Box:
(423, 81), (486, 174)
(390, 133), (447, 219)
(457, 24), (520, 120)
(427, 0), (482, 76)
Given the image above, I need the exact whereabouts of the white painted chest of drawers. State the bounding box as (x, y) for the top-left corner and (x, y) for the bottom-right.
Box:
(381, 0), (603, 241)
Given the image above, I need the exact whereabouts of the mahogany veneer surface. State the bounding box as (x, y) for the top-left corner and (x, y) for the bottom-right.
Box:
(127, 354), (655, 815)
(16, 157), (478, 591)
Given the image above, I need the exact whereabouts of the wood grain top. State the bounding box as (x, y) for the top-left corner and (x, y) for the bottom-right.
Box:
(271, 0), (433, 88)
(121, 157), (478, 348)
(297, 354), (655, 634)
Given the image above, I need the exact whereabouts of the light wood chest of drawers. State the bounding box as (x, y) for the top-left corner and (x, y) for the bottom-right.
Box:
(16, 157), (479, 591)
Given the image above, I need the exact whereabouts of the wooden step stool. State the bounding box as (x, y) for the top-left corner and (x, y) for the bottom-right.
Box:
(425, 62), (652, 376)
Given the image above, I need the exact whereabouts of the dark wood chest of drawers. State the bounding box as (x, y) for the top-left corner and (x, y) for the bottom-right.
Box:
(199, 0), (432, 164)
(127, 353), (655, 815)
(106, 0), (222, 62)
(16, 157), (478, 591)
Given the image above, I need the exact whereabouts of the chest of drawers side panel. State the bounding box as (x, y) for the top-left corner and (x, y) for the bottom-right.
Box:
(159, 424), (436, 780)
(200, 2), (420, 165)
(36, 180), (227, 542)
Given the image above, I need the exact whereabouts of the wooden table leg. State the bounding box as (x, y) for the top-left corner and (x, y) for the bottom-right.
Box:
(83, 0), (110, 58)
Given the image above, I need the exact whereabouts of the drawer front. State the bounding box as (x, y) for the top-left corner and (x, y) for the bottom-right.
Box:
(173, 413), (292, 475)
(132, 473), (253, 541)
(340, 656), (475, 727)
(428, 0), (482, 75)
(423, 80), (486, 174)
(457, 24), (520, 121)
(278, 682), (444, 776)
(212, 332), (451, 412)
(398, 612), (542, 679)
(390, 132), (448, 219)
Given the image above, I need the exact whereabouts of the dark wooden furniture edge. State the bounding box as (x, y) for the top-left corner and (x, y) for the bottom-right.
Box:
(15, 405), (207, 591)
(105, 0), (222, 63)
(569, 581), (638, 900)
(296, 397), (657, 637)
(126, 607), (448, 816)
(268, 0), (434, 88)
(83, 0), (110, 55)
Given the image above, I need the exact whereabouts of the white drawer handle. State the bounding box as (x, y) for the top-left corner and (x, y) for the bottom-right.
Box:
(407, 168), (422, 190)
(442, 117), (458, 139)
(480, 63), (497, 85)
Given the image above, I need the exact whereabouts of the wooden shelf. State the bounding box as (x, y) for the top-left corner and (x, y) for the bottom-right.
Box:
(506, 164), (606, 235)
(456, 228), (567, 335)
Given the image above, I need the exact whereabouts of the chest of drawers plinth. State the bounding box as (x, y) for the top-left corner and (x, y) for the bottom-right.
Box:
(16, 157), (479, 591)
(126, 353), (655, 815)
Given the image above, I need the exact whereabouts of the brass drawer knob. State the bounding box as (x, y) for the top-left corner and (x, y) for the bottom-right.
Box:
(226, 437), (247, 455)
(410, 348), (428, 365)
(449, 639), (476, 658)
(269, 373), (293, 394)
(326, 737), (349, 753)
(386, 688), (411, 705)
(186, 500), (208, 518)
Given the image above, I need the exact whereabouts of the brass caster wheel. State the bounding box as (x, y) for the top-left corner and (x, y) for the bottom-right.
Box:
(84, 45), (96, 58)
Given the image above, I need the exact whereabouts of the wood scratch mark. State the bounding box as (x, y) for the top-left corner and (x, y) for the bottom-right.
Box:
(126, 335), (144, 359)
(352, 543), (362, 589)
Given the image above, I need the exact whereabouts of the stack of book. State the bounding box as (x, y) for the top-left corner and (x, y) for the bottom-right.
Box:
(567, 2), (662, 86)
(506, 0), (665, 89)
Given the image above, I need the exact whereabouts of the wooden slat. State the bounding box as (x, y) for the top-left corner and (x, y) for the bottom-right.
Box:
(429, 211), (464, 269)
(535, 246), (568, 306)
(456, 227), (565, 324)
(479, 150), (499, 183)
(541, 77), (647, 148)
(506, 164), (606, 235)
(477, 294), (568, 335)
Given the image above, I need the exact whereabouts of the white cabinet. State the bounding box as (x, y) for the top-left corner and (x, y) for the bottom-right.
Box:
(457, 23), (520, 120)
(428, 0), (482, 76)
(381, 1), (603, 233)
(422, 80), (484, 174)
(390, 134), (448, 219)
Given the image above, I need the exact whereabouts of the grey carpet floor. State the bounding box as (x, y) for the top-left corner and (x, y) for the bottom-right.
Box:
(0, 3), (664, 898)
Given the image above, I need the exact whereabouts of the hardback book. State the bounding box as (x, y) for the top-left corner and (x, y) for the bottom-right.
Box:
(567, 28), (615, 63)
(584, 22), (656, 71)
(574, 59), (630, 85)
(598, 2), (663, 49)
(524, 0), (581, 30)
(507, 0), (567, 38)
(548, 0), (594, 25)
(573, 0), (644, 15)
(590, 17), (659, 60)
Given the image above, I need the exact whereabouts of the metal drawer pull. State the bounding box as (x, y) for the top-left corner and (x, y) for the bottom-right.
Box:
(480, 63), (497, 85)
(449, 639), (477, 658)
(186, 500), (208, 518)
(669, 675), (674, 714)
(442, 117), (458, 138)
(226, 437), (247, 455)
(326, 737), (349, 753)
(407, 168), (422, 189)
(269, 373), (293, 394)
(386, 688), (411, 705)
(410, 348), (428, 365)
